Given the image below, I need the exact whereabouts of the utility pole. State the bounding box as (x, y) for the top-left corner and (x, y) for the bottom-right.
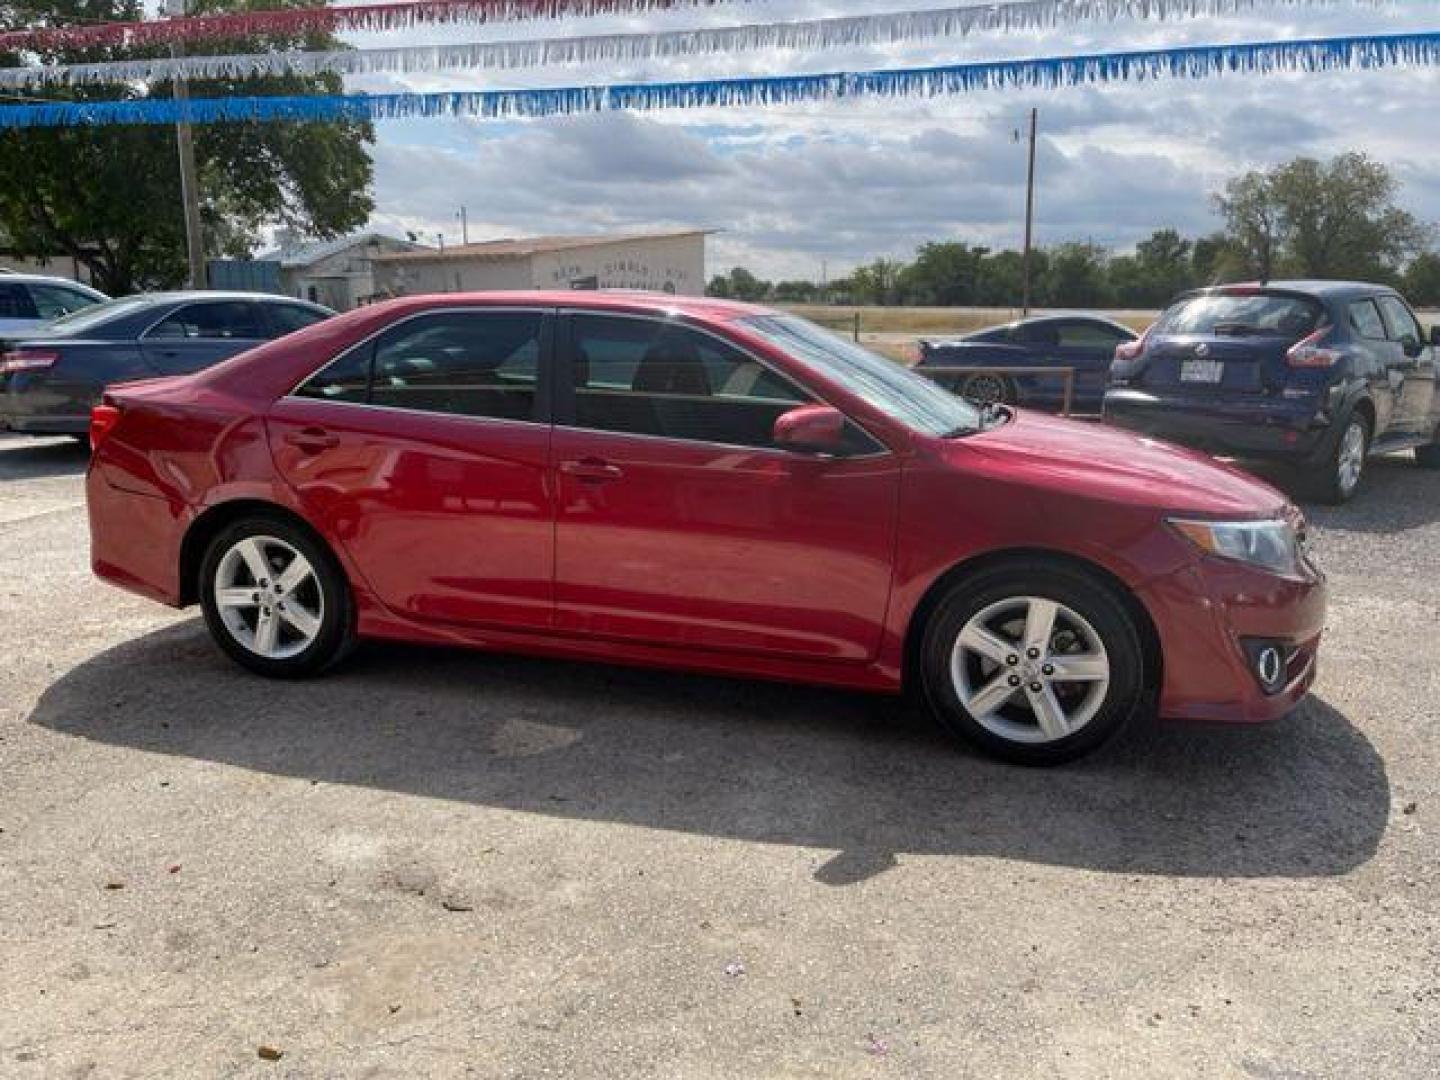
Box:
(457, 206), (469, 245)
(1019, 106), (1038, 317)
(168, 0), (206, 289)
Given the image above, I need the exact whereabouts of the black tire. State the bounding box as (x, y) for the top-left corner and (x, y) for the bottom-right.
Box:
(1416, 433), (1440, 469)
(198, 514), (354, 678)
(959, 372), (1017, 407)
(919, 560), (1147, 765)
(1308, 412), (1370, 504)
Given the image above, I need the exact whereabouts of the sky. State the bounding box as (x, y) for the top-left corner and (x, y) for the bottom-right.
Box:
(326, 0), (1440, 280)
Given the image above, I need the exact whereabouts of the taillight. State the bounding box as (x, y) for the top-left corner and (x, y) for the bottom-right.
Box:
(89, 404), (121, 451)
(0, 348), (59, 374)
(1286, 328), (1340, 368)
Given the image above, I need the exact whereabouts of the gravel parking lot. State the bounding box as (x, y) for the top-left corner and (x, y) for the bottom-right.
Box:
(1, 432), (1436, 1078)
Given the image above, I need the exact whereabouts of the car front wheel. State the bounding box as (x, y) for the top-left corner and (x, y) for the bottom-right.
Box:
(198, 516), (354, 678)
(920, 562), (1146, 765)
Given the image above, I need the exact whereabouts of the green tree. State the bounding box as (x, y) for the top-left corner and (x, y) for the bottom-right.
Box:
(771, 279), (819, 303)
(897, 241), (989, 306)
(1403, 252), (1440, 307)
(704, 266), (769, 301)
(847, 258), (907, 305)
(0, 0), (375, 293)
(1191, 232), (1248, 286)
(1214, 171), (1282, 281)
(1043, 243), (1111, 307)
(1215, 153), (1430, 282)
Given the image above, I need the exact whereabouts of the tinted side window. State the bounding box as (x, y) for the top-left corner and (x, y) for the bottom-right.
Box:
(370, 311), (542, 422)
(571, 314), (824, 450)
(1376, 295), (1423, 344)
(268, 304), (329, 337)
(0, 282), (38, 319)
(294, 344), (371, 404)
(1057, 321), (1130, 347)
(147, 302), (265, 340)
(1349, 300), (1386, 340)
(1016, 323), (1060, 347)
(28, 284), (99, 320)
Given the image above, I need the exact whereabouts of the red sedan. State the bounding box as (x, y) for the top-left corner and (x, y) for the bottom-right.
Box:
(85, 293), (1326, 763)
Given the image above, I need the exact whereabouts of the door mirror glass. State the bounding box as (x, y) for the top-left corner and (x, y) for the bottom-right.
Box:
(1400, 333), (1423, 358)
(773, 404), (847, 453)
(1430, 324), (1440, 348)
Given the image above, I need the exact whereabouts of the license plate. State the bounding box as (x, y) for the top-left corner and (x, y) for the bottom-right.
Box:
(1180, 358), (1224, 383)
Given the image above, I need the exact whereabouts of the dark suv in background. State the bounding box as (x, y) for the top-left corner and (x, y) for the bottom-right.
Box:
(1104, 282), (1440, 502)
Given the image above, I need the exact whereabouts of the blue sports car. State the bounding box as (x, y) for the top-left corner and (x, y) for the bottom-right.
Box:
(0, 291), (332, 436)
(915, 314), (1138, 414)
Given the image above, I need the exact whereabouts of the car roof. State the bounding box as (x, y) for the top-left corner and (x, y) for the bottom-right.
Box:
(360, 290), (772, 322)
(138, 290), (328, 306)
(1197, 280), (1398, 301)
(0, 272), (104, 291)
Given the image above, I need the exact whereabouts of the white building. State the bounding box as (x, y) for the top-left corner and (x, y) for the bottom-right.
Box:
(257, 231), (431, 311)
(371, 230), (709, 298)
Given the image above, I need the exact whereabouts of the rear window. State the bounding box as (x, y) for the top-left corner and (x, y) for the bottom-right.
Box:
(1154, 292), (1323, 341)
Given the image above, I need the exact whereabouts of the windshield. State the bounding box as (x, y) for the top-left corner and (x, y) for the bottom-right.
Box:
(741, 314), (982, 436)
(45, 295), (155, 335)
(1155, 292), (1322, 340)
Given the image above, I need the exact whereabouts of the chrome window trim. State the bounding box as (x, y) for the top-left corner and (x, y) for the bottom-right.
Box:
(275, 394), (549, 433)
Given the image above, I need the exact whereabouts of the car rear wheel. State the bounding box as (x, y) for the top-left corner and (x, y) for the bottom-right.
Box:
(1415, 429), (1440, 469)
(959, 372), (1016, 407)
(199, 516), (354, 678)
(1310, 413), (1369, 504)
(919, 562), (1146, 765)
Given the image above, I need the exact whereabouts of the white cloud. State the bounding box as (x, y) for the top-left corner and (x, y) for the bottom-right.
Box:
(345, 1), (1440, 279)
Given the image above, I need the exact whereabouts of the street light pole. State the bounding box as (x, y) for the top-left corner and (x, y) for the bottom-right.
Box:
(167, 0), (206, 289)
(1020, 106), (1038, 317)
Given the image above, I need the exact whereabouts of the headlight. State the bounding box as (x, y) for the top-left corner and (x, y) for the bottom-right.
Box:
(1168, 517), (1301, 576)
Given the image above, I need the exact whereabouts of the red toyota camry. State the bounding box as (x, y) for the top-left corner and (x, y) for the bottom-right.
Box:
(85, 293), (1326, 763)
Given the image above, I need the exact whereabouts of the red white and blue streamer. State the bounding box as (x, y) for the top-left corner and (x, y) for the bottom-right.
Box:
(1, 30), (1436, 129)
(0, 0), (1396, 89)
(0, 0), (1389, 57)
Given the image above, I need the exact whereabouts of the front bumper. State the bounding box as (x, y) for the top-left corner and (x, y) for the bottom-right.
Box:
(1138, 551), (1327, 724)
(1104, 388), (1332, 465)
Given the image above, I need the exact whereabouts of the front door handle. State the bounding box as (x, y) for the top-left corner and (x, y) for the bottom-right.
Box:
(560, 457), (624, 482)
(284, 426), (339, 453)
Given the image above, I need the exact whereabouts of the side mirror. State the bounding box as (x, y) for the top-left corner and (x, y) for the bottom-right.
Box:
(1401, 333), (1423, 359)
(773, 404), (847, 454)
(1429, 324), (1440, 348)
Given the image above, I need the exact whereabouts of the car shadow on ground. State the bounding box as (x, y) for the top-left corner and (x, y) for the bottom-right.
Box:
(30, 621), (1389, 886)
(0, 435), (88, 481)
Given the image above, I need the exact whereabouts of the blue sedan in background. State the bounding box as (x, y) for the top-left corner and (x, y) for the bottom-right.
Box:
(0, 291), (332, 436)
(915, 314), (1138, 414)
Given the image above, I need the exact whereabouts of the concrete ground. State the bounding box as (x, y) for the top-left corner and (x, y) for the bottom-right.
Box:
(0, 433), (1435, 1078)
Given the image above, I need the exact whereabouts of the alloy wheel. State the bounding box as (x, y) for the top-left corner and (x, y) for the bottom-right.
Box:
(962, 373), (1010, 406)
(949, 596), (1111, 744)
(1336, 419), (1366, 497)
(213, 535), (325, 659)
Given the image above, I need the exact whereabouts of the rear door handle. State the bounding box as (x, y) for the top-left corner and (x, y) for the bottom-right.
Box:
(559, 457), (624, 482)
(284, 426), (339, 452)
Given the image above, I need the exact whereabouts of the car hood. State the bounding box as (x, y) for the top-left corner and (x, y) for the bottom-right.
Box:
(951, 407), (1288, 517)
